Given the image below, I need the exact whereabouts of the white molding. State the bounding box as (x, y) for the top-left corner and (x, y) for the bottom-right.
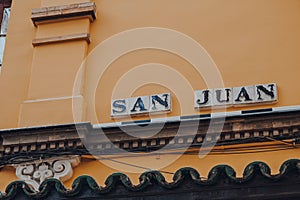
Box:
(23, 95), (82, 103)
(93, 105), (300, 129)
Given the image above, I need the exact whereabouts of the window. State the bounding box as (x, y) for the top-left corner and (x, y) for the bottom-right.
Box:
(0, 0), (11, 67)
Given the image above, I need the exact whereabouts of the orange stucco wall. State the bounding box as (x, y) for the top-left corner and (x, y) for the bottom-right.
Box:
(0, 0), (299, 127)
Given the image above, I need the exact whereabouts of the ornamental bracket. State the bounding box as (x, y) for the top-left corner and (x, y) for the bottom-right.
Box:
(15, 156), (80, 191)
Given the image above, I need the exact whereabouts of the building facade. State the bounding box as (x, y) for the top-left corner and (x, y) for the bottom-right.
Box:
(0, 0), (300, 199)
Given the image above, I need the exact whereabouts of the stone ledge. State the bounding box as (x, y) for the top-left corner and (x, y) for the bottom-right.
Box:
(31, 2), (96, 26)
(32, 33), (90, 46)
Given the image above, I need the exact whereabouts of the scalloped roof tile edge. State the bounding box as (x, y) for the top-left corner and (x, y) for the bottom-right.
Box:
(1, 159), (300, 199)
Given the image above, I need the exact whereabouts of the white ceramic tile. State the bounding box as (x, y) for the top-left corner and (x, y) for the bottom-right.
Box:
(194, 89), (212, 109)
(212, 88), (233, 107)
(111, 98), (129, 117)
(233, 85), (255, 105)
(254, 83), (277, 103)
(149, 93), (171, 113)
(128, 96), (150, 115)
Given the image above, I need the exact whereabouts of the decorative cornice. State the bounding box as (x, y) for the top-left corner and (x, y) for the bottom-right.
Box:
(1, 159), (300, 199)
(31, 2), (96, 26)
(0, 110), (300, 166)
(14, 156), (80, 191)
